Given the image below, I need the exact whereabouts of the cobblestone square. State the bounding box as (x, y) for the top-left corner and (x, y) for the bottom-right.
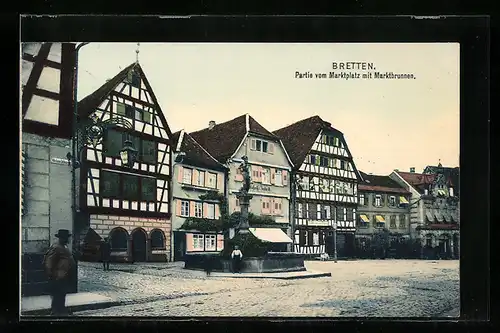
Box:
(75, 260), (459, 317)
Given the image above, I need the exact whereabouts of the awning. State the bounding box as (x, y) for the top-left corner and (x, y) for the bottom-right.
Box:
(399, 196), (409, 204)
(360, 215), (370, 223)
(249, 228), (293, 243)
(375, 215), (385, 223)
(437, 190), (446, 196)
(435, 212), (444, 222)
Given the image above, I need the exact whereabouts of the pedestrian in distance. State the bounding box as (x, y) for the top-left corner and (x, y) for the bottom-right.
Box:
(231, 245), (243, 274)
(100, 237), (111, 271)
(43, 229), (76, 316)
(204, 255), (214, 277)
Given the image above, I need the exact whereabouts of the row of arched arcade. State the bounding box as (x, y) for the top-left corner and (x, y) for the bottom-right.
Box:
(107, 227), (167, 262)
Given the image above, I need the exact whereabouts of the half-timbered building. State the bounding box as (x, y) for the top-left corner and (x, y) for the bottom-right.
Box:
(190, 115), (294, 247)
(274, 116), (362, 257)
(21, 42), (76, 296)
(171, 130), (227, 261)
(390, 165), (460, 259)
(77, 62), (174, 262)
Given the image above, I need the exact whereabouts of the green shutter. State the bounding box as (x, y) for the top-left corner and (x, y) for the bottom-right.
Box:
(315, 155), (320, 166)
(116, 103), (126, 116)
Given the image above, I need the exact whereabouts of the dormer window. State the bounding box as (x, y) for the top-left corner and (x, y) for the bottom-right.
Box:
(250, 138), (274, 154)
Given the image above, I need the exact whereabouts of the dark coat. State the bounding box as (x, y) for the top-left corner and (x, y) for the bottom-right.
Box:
(100, 242), (111, 261)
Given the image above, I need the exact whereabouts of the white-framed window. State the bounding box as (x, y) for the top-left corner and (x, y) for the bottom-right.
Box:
(206, 203), (215, 219)
(302, 176), (310, 191)
(317, 204), (322, 219)
(321, 179), (330, 192)
(181, 201), (190, 217)
(389, 196), (396, 207)
(251, 139), (270, 153)
(183, 168), (192, 184)
(298, 203), (303, 218)
(193, 234), (204, 250)
(205, 235), (217, 251)
(305, 203), (310, 219)
(275, 170), (283, 186)
(207, 173), (217, 188)
(262, 168), (270, 184)
(196, 170), (205, 187)
(359, 193), (365, 206)
(195, 202), (203, 218)
(375, 195), (382, 207)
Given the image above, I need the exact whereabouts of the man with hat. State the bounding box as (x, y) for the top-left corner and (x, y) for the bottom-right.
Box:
(43, 229), (76, 316)
(100, 237), (111, 271)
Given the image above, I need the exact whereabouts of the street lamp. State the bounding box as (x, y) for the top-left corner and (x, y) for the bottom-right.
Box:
(120, 138), (138, 168)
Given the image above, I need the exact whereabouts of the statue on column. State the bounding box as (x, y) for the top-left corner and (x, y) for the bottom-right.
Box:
(238, 155), (251, 194)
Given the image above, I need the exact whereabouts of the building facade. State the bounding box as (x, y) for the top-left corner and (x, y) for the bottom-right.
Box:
(171, 130), (227, 261)
(390, 165), (460, 258)
(274, 116), (362, 257)
(21, 42), (76, 296)
(356, 172), (412, 243)
(77, 62), (174, 262)
(190, 115), (294, 244)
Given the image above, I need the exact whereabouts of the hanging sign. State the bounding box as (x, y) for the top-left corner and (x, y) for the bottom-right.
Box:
(51, 157), (71, 166)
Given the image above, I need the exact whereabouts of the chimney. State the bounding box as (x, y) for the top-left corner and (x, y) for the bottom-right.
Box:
(394, 169), (399, 172)
(208, 120), (216, 130)
(410, 167), (415, 173)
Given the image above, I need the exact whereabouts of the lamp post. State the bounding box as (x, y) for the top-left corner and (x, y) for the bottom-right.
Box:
(332, 208), (338, 263)
(70, 42), (137, 293)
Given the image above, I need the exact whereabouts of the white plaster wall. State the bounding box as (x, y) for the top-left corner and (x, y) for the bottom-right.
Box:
(21, 133), (73, 253)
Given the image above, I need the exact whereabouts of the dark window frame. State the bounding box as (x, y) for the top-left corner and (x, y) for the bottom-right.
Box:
(103, 129), (157, 164)
(150, 229), (165, 250)
(100, 170), (157, 203)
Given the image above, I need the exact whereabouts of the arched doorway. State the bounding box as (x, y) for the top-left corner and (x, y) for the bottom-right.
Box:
(109, 227), (129, 251)
(452, 233), (459, 259)
(131, 228), (148, 262)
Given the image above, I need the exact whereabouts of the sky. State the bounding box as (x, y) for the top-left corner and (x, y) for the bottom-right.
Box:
(78, 43), (459, 175)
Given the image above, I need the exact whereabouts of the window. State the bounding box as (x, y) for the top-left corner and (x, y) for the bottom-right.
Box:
(313, 232), (320, 246)
(262, 200), (270, 211)
(390, 215), (397, 229)
(207, 173), (217, 188)
(302, 176), (310, 191)
(256, 140), (262, 151)
(126, 70), (141, 88)
(275, 170), (283, 186)
(141, 177), (156, 202)
(274, 201), (282, 215)
(262, 141), (268, 153)
(320, 156), (329, 167)
(103, 130), (156, 164)
(193, 234), (204, 250)
(346, 208), (354, 221)
(150, 229), (165, 250)
(181, 201), (190, 217)
(340, 160), (346, 170)
(297, 203), (303, 218)
(262, 168), (270, 184)
(141, 140), (156, 164)
(359, 194), (365, 206)
(300, 230), (307, 246)
(317, 204), (322, 219)
(101, 171), (120, 197)
(389, 196), (396, 207)
(305, 204), (310, 219)
(205, 204), (216, 219)
(399, 214), (406, 229)
(195, 170), (205, 187)
(323, 205), (331, 219)
(375, 195), (382, 207)
(123, 174), (139, 201)
(183, 168), (193, 184)
(359, 216), (369, 228)
(320, 179), (330, 192)
(103, 130), (124, 157)
(425, 235), (433, 247)
(310, 155), (316, 165)
(195, 202), (203, 218)
(328, 136), (335, 146)
(310, 204), (317, 220)
(334, 137), (339, 146)
(336, 207), (344, 221)
(205, 235), (217, 251)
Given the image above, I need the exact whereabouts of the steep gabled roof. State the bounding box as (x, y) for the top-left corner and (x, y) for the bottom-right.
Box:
(172, 130), (227, 171)
(358, 171), (410, 194)
(423, 165), (460, 194)
(395, 171), (437, 195)
(189, 114), (279, 163)
(77, 62), (173, 141)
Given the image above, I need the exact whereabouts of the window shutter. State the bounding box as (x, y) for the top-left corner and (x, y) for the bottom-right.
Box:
(381, 194), (386, 206)
(235, 168), (243, 181)
(177, 166), (184, 183)
(282, 170), (288, 184)
(373, 194), (377, 206)
(189, 201), (196, 217)
(216, 234), (224, 251)
(277, 198), (282, 215)
(250, 139), (256, 150)
(203, 203), (208, 218)
(192, 170), (199, 185)
(270, 168), (276, 184)
(269, 142), (275, 154)
(215, 204), (221, 219)
(217, 173), (224, 188)
(269, 198), (275, 215)
(176, 200), (182, 216)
